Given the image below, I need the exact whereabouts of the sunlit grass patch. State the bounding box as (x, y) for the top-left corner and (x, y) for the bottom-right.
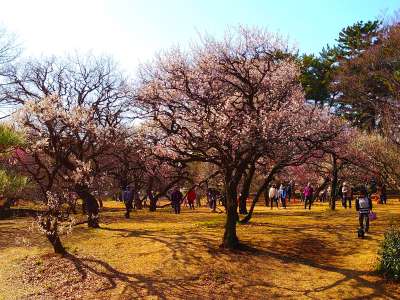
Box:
(1, 199), (400, 299)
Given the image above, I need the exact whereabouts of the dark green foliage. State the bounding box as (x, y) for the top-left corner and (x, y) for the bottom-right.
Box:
(337, 20), (382, 58)
(299, 18), (385, 130)
(377, 225), (400, 281)
(299, 54), (332, 106)
(0, 125), (27, 198)
(0, 125), (24, 152)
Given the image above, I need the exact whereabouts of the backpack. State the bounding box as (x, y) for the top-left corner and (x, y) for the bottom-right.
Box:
(358, 197), (369, 209)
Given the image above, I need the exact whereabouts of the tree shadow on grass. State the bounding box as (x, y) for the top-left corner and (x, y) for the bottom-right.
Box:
(92, 226), (400, 299)
(208, 243), (398, 299)
(63, 253), (224, 299)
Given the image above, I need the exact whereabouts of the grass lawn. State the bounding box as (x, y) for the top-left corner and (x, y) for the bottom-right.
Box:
(1, 199), (400, 299)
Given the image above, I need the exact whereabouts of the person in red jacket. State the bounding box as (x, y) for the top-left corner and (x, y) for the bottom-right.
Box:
(187, 188), (196, 210)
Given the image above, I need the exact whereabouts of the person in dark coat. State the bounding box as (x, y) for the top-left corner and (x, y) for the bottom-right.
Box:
(122, 186), (133, 218)
(208, 188), (218, 212)
(380, 185), (387, 204)
(171, 187), (183, 214)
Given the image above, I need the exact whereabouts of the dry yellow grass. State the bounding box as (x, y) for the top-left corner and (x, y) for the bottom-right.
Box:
(1, 199), (400, 299)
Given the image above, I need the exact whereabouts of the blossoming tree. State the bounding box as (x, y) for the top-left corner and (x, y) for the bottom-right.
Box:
(8, 55), (131, 228)
(136, 27), (343, 248)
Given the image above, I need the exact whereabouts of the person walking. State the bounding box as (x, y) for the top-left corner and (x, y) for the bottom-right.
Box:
(171, 187), (183, 214)
(279, 184), (287, 209)
(380, 184), (387, 204)
(187, 188), (196, 210)
(342, 182), (352, 209)
(319, 189), (327, 202)
(303, 182), (314, 210)
(287, 180), (293, 203)
(327, 186), (332, 203)
(356, 188), (373, 233)
(269, 184), (279, 209)
(122, 186), (133, 218)
(208, 188), (217, 212)
(133, 189), (141, 210)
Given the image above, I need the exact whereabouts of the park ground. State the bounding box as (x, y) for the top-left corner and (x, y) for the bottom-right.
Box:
(1, 199), (400, 299)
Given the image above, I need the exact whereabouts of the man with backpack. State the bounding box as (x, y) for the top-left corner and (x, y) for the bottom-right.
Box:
(356, 188), (373, 234)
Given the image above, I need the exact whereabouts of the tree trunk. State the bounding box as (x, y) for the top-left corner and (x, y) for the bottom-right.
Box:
(75, 185), (100, 228)
(47, 233), (66, 254)
(238, 164), (256, 215)
(330, 154), (338, 210)
(314, 177), (330, 202)
(240, 176), (273, 224)
(222, 173), (239, 249)
(81, 199), (86, 214)
(135, 197), (142, 210)
(264, 188), (269, 207)
(240, 165), (278, 224)
(0, 197), (14, 217)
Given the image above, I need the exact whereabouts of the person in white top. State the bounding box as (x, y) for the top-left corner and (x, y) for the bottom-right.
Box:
(342, 182), (353, 209)
(269, 184), (279, 209)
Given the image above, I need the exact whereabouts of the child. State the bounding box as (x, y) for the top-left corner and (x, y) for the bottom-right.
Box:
(355, 188), (373, 233)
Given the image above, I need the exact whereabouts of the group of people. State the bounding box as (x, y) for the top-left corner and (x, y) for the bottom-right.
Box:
(268, 181), (314, 209)
(268, 182), (293, 209)
(170, 187), (198, 214)
(171, 187), (225, 214)
(120, 179), (383, 237)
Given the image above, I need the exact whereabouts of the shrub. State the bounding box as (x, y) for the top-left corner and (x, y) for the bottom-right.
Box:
(377, 225), (400, 281)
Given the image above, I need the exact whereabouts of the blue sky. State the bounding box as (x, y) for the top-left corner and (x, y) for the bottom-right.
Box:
(0, 0), (398, 74)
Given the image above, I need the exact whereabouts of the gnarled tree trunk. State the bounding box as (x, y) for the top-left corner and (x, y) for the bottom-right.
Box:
(222, 172), (240, 249)
(238, 164), (256, 215)
(75, 185), (100, 228)
(240, 165), (279, 224)
(330, 154), (338, 210)
(47, 232), (66, 254)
